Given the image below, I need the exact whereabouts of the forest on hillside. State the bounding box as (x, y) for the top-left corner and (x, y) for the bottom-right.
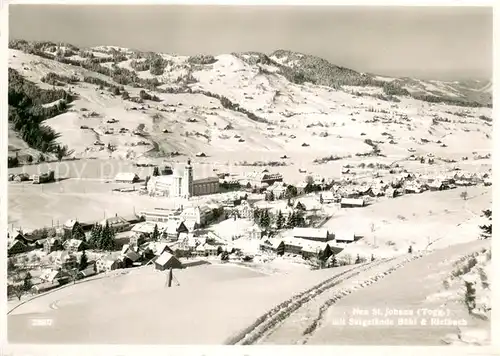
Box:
(8, 68), (76, 166)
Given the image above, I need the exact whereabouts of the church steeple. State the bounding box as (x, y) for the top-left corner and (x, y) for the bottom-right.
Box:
(182, 159), (194, 198)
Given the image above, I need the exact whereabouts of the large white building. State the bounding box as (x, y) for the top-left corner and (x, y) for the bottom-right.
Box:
(146, 160), (219, 198)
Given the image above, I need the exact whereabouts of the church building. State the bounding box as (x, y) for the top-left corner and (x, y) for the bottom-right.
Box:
(147, 160), (219, 198)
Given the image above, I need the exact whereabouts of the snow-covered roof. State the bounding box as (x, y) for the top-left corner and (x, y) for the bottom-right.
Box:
(115, 172), (138, 181)
(293, 227), (329, 239)
(155, 251), (178, 266)
(63, 239), (83, 248)
(340, 198), (365, 206)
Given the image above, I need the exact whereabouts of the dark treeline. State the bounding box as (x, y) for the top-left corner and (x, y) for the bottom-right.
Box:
(8, 68), (75, 155)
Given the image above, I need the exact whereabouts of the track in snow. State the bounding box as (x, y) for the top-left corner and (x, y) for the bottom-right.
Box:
(226, 256), (398, 345)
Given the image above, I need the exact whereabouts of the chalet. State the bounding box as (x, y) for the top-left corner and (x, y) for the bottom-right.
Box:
(428, 179), (447, 191)
(100, 216), (131, 232)
(147, 241), (173, 256)
(114, 172), (139, 184)
(96, 257), (121, 272)
(164, 220), (189, 241)
(301, 242), (332, 259)
(63, 239), (86, 253)
(292, 227), (334, 242)
(294, 199), (321, 212)
(340, 198), (365, 208)
(8, 230), (29, 245)
(259, 239), (285, 254)
(154, 251), (183, 271)
(39, 269), (65, 284)
(44, 237), (62, 254)
(120, 250), (142, 267)
(404, 182), (425, 194)
(335, 231), (363, 244)
(7, 239), (28, 256)
(282, 238), (304, 255)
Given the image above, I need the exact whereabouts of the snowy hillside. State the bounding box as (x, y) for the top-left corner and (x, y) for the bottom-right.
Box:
(8, 40), (493, 164)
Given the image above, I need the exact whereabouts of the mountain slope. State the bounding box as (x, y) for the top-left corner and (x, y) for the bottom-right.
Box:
(7, 40), (493, 164)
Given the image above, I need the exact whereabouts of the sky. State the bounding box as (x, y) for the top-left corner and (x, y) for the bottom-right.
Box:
(9, 5), (493, 80)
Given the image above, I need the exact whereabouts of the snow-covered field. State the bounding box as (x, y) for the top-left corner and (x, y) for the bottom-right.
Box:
(8, 263), (356, 344)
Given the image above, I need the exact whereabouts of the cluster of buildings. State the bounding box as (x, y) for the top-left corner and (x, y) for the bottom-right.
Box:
(259, 227), (362, 260)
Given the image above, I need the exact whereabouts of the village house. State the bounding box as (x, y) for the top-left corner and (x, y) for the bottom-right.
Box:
(300, 241), (334, 260)
(63, 238), (86, 253)
(39, 269), (67, 284)
(335, 231), (362, 244)
(8, 230), (29, 245)
(7, 239), (28, 256)
(203, 244), (218, 257)
(282, 237), (304, 255)
(318, 191), (337, 204)
(247, 225), (264, 240)
(404, 182), (426, 194)
(53, 251), (78, 270)
(294, 199), (322, 212)
(32, 281), (60, 294)
(296, 182), (308, 195)
(120, 250), (142, 268)
(236, 200), (253, 220)
(43, 237), (62, 254)
(340, 198), (366, 208)
(292, 227), (335, 242)
(266, 181), (287, 199)
(181, 205), (214, 227)
(154, 251), (183, 271)
(131, 221), (167, 238)
(114, 172), (140, 184)
(100, 215), (131, 233)
(164, 219), (189, 241)
(96, 257), (121, 272)
(259, 239), (285, 254)
(77, 265), (97, 280)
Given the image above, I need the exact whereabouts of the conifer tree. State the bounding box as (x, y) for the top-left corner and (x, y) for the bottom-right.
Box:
(99, 221), (116, 251)
(22, 272), (32, 292)
(152, 223), (160, 241)
(72, 222), (86, 241)
(88, 223), (102, 249)
(276, 210), (284, 230)
(78, 250), (88, 271)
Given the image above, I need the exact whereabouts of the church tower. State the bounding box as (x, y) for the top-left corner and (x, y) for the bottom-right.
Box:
(182, 159), (194, 198)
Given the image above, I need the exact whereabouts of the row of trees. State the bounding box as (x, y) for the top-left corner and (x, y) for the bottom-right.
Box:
(253, 208), (306, 229)
(88, 222), (116, 251)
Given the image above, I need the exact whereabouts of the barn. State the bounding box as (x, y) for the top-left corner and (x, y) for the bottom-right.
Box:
(340, 198), (365, 208)
(154, 252), (183, 271)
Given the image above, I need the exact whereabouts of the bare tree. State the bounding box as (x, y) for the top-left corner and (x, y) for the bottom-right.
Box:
(460, 191), (469, 201)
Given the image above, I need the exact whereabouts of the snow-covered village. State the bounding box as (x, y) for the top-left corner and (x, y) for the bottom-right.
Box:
(5, 5), (493, 348)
